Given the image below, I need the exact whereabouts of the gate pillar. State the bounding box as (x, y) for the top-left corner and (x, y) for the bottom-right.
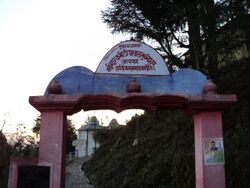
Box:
(39, 111), (66, 188)
(194, 111), (225, 188)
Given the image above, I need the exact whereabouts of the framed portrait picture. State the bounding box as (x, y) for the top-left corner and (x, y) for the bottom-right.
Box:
(203, 138), (225, 165)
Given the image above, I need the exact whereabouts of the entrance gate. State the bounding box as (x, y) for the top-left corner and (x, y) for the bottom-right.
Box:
(8, 41), (236, 188)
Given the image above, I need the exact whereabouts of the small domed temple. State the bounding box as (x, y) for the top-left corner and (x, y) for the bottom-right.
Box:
(74, 116), (102, 158)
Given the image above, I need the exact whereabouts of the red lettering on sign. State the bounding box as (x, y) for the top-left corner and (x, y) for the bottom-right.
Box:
(105, 50), (157, 72)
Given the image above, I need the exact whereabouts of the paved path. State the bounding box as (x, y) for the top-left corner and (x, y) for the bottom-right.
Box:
(66, 157), (94, 188)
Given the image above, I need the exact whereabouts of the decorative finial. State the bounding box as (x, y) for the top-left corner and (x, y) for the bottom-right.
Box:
(127, 79), (141, 93)
(47, 80), (63, 94)
(203, 79), (217, 95)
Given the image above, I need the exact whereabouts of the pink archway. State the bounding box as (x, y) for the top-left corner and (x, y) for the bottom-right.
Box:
(26, 88), (235, 188)
(8, 40), (236, 188)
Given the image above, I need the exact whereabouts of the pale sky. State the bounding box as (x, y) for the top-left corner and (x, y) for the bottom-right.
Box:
(0, 0), (143, 134)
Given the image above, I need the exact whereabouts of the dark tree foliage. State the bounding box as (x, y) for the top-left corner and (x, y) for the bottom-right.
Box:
(102, 0), (250, 79)
(32, 115), (41, 137)
(218, 58), (250, 188)
(84, 111), (194, 188)
(82, 1), (250, 187)
(10, 134), (38, 157)
(32, 115), (77, 154)
(0, 131), (11, 167)
(0, 131), (12, 188)
(66, 118), (77, 153)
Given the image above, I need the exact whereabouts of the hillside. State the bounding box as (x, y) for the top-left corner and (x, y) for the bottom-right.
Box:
(83, 59), (250, 188)
(84, 111), (195, 188)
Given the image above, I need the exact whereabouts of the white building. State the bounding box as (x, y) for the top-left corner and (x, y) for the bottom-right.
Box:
(73, 116), (102, 157)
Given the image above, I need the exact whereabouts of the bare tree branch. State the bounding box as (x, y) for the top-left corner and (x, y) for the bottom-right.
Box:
(1, 119), (6, 132)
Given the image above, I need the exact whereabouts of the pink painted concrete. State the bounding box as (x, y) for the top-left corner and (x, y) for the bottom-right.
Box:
(194, 112), (225, 188)
(26, 93), (236, 188)
(39, 111), (66, 188)
(8, 157), (37, 188)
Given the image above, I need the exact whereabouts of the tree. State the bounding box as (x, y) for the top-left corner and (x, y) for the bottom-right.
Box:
(217, 59), (250, 188)
(0, 132), (9, 161)
(66, 118), (77, 153)
(32, 115), (77, 154)
(0, 131), (12, 188)
(84, 111), (195, 188)
(108, 118), (120, 129)
(84, 1), (250, 187)
(102, 0), (250, 79)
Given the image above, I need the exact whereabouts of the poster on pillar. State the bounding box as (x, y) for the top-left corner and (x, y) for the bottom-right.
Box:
(203, 138), (225, 165)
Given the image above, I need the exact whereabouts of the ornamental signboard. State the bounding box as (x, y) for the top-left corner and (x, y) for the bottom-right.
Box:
(95, 40), (169, 75)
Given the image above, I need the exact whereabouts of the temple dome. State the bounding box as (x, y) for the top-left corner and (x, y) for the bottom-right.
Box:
(78, 116), (102, 131)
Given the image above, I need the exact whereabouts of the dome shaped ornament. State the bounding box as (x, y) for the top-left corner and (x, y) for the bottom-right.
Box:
(203, 79), (217, 95)
(47, 80), (63, 94)
(127, 79), (141, 93)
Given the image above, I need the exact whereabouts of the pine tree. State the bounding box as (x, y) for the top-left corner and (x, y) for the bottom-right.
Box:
(32, 115), (77, 154)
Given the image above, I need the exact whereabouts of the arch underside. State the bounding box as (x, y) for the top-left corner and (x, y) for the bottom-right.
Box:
(29, 93), (237, 115)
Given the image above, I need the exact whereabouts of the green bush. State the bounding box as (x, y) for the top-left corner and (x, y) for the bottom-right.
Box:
(84, 111), (195, 188)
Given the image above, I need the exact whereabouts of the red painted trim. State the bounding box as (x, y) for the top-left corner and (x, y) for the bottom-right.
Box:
(29, 93), (237, 114)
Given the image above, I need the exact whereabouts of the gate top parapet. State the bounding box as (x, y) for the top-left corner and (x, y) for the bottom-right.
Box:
(44, 40), (209, 96)
(44, 66), (207, 96)
(29, 40), (237, 114)
(29, 66), (236, 114)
